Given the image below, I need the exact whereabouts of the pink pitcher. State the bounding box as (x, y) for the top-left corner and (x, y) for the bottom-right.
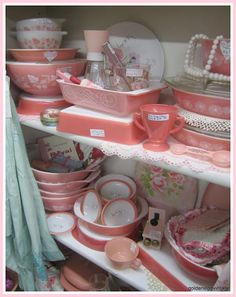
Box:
(134, 104), (185, 152)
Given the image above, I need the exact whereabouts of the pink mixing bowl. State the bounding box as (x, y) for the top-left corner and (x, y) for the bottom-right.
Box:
(42, 194), (81, 212)
(6, 59), (86, 96)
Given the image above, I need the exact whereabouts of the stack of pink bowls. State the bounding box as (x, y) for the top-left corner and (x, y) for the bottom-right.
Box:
(6, 17), (87, 115)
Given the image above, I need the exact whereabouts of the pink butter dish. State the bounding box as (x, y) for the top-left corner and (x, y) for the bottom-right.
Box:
(57, 79), (166, 117)
(57, 106), (147, 145)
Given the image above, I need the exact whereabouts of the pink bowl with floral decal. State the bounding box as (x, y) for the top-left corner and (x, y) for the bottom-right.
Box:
(6, 59), (86, 96)
(16, 18), (66, 31)
(172, 127), (230, 151)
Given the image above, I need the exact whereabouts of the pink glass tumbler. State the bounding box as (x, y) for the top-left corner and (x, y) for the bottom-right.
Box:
(134, 104), (185, 152)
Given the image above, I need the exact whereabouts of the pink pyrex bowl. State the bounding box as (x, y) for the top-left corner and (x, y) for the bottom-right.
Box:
(42, 194), (82, 212)
(172, 127), (230, 151)
(171, 86), (230, 120)
(37, 170), (101, 193)
(6, 59), (86, 96)
(73, 195), (148, 236)
(8, 48), (78, 63)
(16, 17), (66, 31)
(32, 164), (100, 183)
(57, 79), (166, 117)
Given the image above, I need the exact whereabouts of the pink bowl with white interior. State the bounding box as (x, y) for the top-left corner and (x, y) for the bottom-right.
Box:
(172, 127), (230, 151)
(80, 190), (102, 223)
(6, 59), (86, 96)
(172, 86), (230, 120)
(94, 174), (137, 204)
(42, 194), (82, 212)
(37, 170), (101, 193)
(74, 195), (148, 236)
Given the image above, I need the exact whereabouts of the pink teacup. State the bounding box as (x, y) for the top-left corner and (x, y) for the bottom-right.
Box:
(104, 237), (142, 270)
(134, 104), (185, 152)
(84, 30), (109, 61)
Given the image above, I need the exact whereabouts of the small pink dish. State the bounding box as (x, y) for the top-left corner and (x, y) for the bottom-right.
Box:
(80, 190), (102, 223)
(37, 170), (101, 193)
(101, 198), (138, 226)
(172, 127), (230, 151)
(95, 174), (137, 204)
(17, 93), (70, 115)
(104, 237), (142, 270)
(8, 48), (78, 62)
(46, 212), (76, 235)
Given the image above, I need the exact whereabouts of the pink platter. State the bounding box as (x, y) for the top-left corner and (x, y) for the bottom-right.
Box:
(172, 127), (230, 151)
(8, 48), (78, 62)
(37, 170), (101, 193)
(17, 93), (71, 115)
(32, 164), (100, 183)
(57, 79), (166, 117)
(73, 195), (148, 236)
(171, 86), (230, 120)
(6, 59), (86, 96)
(57, 106), (147, 145)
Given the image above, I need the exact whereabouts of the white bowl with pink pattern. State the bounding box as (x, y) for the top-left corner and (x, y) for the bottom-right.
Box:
(13, 30), (67, 49)
(16, 18), (65, 31)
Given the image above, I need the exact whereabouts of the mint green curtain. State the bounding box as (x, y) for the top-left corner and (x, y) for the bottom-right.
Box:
(5, 76), (64, 291)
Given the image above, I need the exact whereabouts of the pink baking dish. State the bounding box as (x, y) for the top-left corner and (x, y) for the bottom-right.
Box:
(57, 79), (166, 117)
(37, 170), (101, 193)
(32, 164), (100, 183)
(171, 86), (230, 120)
(17, 93), (71, 115)
(6, 59), (86, 96)
(73, 195), (148, 236)
(57, 106), (147, 145)
(172, 127), (230, 151)
(8, 48), (78, 62)
(201, 38), (230, 76)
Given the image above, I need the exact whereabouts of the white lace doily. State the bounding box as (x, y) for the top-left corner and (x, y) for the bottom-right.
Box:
(177, 105), (230, 133)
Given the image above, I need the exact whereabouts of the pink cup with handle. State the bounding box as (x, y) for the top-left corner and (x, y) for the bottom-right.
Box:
(134, 104), (185, 152)
(104, 237), (142, 270)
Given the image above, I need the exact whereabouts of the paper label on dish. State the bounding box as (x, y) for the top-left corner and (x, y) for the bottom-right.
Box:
(90, 129), (105, 137)
(126, 68), (144, 77)
(148, 114), (169, 121)
(44, 51), (58, 62)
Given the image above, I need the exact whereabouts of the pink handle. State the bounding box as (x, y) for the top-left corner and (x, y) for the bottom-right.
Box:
(169, 116), (185, 134)
(130, 258), (142, 270)
(133, 113), (145, 131)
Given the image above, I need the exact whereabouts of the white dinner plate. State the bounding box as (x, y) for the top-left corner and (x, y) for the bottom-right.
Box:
(107, 21), (165, 80)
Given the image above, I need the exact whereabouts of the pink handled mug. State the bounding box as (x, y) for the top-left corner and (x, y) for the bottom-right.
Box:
(134, 104), (185, 152)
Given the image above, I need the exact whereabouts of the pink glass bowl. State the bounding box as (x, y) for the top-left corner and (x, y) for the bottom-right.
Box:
(42, 194), (81, 212)
(6, 59), (86, 96)
(172, 127), (230, 151)
(8, 48), (78, 63)
(172, 87), (230, 120)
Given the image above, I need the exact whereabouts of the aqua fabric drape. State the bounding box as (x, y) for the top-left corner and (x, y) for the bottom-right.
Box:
(5, 76), (64, 291)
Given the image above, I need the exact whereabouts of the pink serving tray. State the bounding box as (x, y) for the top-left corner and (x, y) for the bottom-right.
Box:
(57, 79), (166, 117)
(57, 106), (147, 145)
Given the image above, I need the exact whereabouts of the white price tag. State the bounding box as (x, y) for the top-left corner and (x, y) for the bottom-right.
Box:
(148, 114), (169, 121)
(126, 68), (144, 77)
(90, 129), (105, 137)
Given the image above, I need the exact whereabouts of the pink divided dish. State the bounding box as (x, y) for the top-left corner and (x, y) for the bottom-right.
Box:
(57, 106), (147, 145)
(57, 79), (165, 117)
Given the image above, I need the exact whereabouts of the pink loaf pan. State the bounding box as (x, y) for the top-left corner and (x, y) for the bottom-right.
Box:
(57, 106), (147, 145)
(17, 94), (71, 115)
(57, 79), (166, 117)
(172, 127), (230, 152)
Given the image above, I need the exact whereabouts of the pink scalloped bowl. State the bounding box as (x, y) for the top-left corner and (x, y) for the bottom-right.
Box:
(172, 127), (230, 151)
(32, 164), (100, 183)
(42, 194), (81, 212)
(8, 48), (78, 62)
(37, 170), (101, 193)
(172, 87), (230, 120)
(74, 195), (148, 236)
(6, 59), (86, 96)
(201, 38), (230, 76)
(17, 94), (71, 115)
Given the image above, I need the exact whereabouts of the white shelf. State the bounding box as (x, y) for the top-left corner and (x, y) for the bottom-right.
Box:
(54, 231), (170, 292)
(20, 116), (230, 188)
